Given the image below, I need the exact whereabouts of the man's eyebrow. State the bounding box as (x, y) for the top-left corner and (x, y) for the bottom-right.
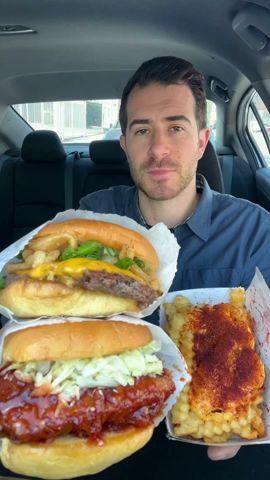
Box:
(128, 115), (191, 130)
(128, 119), (150, 130)
(164, 115), (191, 124)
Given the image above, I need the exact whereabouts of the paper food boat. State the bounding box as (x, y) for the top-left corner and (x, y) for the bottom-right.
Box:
(0, 314), (191, 426)
(159, 269), (270, 446)
(0, 209), (179, 322)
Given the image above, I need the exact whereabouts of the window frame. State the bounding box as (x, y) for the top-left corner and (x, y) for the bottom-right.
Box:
(237, 88), (270, 170)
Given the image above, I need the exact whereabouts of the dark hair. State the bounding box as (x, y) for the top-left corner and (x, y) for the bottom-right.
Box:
(119, 56), (207, 134)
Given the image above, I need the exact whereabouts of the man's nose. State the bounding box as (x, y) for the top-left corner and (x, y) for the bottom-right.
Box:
(149, 131), (170, 160)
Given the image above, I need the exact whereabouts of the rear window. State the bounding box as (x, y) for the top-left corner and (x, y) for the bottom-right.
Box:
(13, 99), (216, 144)
(13, 100), (121, 144)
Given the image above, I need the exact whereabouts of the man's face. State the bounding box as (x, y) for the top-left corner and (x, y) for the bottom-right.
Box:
(120, 82), (210, 201)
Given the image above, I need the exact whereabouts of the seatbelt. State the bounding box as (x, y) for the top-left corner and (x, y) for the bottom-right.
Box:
(0, 154), (9, 176)
(0, 154), (20, 251)
(221, 155), (234, 194)
(0, 149), (20, 175)
(64, 152), (78, 209)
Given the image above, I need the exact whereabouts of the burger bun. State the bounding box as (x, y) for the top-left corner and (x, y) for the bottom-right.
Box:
(3, 319), (153, 362)
(1, 427), (154, 479)
(0, 277), (139, 318)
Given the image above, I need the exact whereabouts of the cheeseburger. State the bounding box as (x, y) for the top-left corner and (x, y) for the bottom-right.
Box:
(0, 320), (175, 479)
(0, 219), (162, 317)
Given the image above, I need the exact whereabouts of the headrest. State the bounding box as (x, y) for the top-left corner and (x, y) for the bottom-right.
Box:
(90, 140), (126, 164)
(21, 130), (66, 164)
(197, 141), (224, 193)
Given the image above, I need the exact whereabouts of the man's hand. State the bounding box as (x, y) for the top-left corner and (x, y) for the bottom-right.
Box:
(207, 445), (241, 461)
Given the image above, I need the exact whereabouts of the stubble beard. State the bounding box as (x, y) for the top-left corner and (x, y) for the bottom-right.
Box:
(128, 158), (198, 201)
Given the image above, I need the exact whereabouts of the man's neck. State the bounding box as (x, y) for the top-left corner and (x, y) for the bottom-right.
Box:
(138, 181), (200, 229)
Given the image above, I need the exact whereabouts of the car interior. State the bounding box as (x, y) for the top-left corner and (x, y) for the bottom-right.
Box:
(1, 0), (270, 479)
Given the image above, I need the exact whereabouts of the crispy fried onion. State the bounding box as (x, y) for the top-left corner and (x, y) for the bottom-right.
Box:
(6, 250), (60, 273)
(119, 244), (135, 260)
(27, 233), (78, 253)
(129, 265), (160, 290)
(6, 233), (158, 287)
(119, 246), (156, 278)
(118, 244), (157, 285)
(6, 233), (79, 273)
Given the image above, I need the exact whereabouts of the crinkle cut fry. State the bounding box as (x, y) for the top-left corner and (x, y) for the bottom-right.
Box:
(164, 290), (265, 443)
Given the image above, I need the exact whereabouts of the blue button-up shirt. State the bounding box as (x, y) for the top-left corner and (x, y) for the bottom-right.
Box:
(80, 176), (270, 323)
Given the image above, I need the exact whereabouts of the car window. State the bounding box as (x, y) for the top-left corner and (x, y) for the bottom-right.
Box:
(13, 99), (216, 145)
(207, 100), (217, 145)
(13, 99), (121, 144)
(247, 92), (270, 167)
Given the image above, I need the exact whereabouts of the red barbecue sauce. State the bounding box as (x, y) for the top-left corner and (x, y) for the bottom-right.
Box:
(0, 368), (174, 443)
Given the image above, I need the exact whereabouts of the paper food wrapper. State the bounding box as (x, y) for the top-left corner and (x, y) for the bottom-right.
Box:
(159, 268), (270, 446)
(0, 314), (191, 427)
(0, 209), (179, 321)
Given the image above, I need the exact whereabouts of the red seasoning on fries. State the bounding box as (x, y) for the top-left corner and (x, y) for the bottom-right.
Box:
(165, 288), (265, 443)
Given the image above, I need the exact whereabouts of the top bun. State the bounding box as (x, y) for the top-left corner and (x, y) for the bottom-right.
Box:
(27, 219), (160, 271)
(3, 320), (153, 363)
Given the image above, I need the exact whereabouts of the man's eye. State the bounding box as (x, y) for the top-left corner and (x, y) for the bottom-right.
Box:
(135, 128), (149, 135)
(170, 125), (183, 132)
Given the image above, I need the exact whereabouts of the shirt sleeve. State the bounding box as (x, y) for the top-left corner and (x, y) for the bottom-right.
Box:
(79, 193), (95, 211)
(79, 189), (115, 213)
(79, 187), (128, 215)
(241, 217), (270, 288)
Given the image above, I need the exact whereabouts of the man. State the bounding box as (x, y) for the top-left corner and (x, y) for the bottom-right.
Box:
(80, 56), (270, 462)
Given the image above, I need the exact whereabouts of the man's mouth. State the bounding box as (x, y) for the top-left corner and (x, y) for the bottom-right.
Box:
(147, 168), (175, 177)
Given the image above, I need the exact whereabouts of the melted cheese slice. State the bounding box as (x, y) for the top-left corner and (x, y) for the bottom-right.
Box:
(17, 258), (146, 283)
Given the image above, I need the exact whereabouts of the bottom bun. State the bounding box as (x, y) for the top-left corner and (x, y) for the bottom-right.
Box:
(0, 278), (139, 317)
(1, 427), (153, 479)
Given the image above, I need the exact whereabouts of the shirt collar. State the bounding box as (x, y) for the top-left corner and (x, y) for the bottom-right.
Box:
(133, 174), (213, 241)
(134, 190), (148, 227)
(131, 188), (148, 227)
(184, 175), (213, 241)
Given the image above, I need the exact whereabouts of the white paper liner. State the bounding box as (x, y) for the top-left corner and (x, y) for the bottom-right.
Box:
(159, 268), (270, 446)
(0, 315), (190, 428)
(0, 209), (179, 321)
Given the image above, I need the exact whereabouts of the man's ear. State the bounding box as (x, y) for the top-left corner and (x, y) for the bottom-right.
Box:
(198, 128), (211, 159)
(120, 135), (127, 154)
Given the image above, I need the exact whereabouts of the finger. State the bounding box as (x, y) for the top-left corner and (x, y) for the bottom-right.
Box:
(207, 445), (241, 461)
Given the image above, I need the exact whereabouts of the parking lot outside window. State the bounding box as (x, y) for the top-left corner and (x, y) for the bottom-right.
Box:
(13, 99), (216, 145)
(14, 100), (121, 144)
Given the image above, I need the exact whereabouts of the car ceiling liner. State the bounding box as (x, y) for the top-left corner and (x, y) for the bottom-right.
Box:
(232, 2), (270, 56)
